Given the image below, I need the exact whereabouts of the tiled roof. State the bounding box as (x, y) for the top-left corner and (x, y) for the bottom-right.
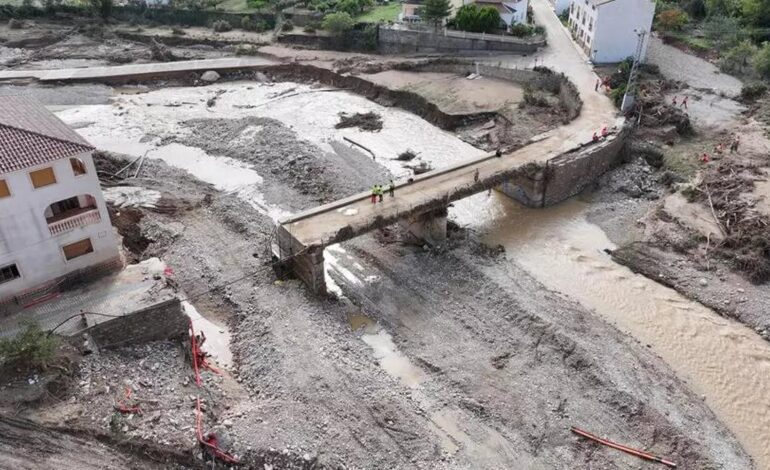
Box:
(0, 95), (94, 174)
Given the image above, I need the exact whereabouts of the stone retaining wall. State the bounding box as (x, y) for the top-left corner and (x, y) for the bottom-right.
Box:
(378, 27), (544, 54)
(88, 298), (187, 350)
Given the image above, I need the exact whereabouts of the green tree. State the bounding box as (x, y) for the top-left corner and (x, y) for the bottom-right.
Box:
(753, 41), (770, 77)
(742, 0), (770, 27)
(422, 0), (452, 29)
(337, 0), (360, 15)
(702, 15), (741, 48)
(322, 11), (355, 33)
(704, 0), (740, 16)
(476, 6), (501, 32)
(89, 0), (113, 18)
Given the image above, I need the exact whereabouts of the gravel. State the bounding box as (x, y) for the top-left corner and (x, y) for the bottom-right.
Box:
(647, 36), (743, 97)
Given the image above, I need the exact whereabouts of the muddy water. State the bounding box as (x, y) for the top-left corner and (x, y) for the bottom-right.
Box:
(468, 196), (770, 468)
(182, 301), (233, 369)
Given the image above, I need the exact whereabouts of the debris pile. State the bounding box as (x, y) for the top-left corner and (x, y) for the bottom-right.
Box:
(335, 111), (383, 132)
(696, 160), (770, 282)
(149, 38), (177, 62)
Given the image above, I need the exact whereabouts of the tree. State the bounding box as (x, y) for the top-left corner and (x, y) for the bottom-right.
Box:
(455, 4), (501, 32)
(89, 0), (113, 18)
(656, 7), (689, 31)
(742, 0), (770, 27)
(322, 11), (355, 34)
(704, 0), (740, 16)
(702, 15), (740, 48)
(422, 0), (452, 29)
(337, 0), (360, 15)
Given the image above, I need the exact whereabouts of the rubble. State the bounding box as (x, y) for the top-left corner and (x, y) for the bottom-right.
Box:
(334, 111), (383, 131)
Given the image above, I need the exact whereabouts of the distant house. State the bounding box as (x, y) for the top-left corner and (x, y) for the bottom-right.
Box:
(567, 0), (655, 63)
(465, 0), (528, 29)
(0, 95), (120, 303)
(399, 0), (425, 23)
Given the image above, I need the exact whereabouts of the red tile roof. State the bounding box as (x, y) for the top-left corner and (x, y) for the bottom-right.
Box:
(0, 95), (94, 174)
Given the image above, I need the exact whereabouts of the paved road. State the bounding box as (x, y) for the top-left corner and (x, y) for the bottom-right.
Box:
(281, 0), (620, 249)
(0, 57), (276, 82)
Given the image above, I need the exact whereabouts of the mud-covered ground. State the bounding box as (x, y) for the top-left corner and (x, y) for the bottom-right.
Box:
(36, 142), (745, 468)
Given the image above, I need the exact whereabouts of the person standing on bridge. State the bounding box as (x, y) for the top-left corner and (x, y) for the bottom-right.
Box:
(388, 179), (395, 198)
(474, 168), (480, 182)
(377, 184), (384, 203)
(371, 185), (377, 204)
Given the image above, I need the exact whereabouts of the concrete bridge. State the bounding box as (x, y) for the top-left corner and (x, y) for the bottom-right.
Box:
(273, 0), (629, 294)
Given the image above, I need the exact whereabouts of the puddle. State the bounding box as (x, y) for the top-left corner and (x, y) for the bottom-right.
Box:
(473, 196), (770, 468)
(182, 301), (233, 369)
(348, 312), (377, 333)
(361, 329), (427, 388)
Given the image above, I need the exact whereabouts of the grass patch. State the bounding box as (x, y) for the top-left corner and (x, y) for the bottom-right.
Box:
(356, 3), (399, 23)
(663, 149), (699, 179)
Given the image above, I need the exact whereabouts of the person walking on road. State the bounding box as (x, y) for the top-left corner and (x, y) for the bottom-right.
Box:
(681, 96), (688, 109)
(473, 168), (480, 182)
(370, 185), (377, 204)
(730, 135), (740, 153)
(388, 180), (395, 197)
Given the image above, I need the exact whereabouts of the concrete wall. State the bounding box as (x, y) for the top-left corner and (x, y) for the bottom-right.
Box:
(274, 225), (326, 294)
(501, 126), (629, 207)
(378, 27), (544, 54)
(0, 152), (120, 300)
(88, 298), (187, 350)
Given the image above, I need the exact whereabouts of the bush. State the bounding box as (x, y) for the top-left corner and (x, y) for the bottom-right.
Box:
(509, 23), (534, 37)
(655, 7), (689, 31)
(212, 19), (232, 32)
(8, 18), (24, 29)
(0, 322), (58, 370)
(719, 40), (757, 74)
(303, 24), (316, 33)
(741, 82), (767, 101)
(753, 42), (770, 78)
(454, 4), (501, 33)
(322, 11), (355, 33)
(235, 44), (261, 55)
(701, 15), (739, 48)
(281, 19), (294, 31)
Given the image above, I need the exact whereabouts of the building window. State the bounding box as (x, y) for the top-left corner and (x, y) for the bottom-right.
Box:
(0, 180), (10, 198)
(30, 167), (57, 189)
(70, 158), (87, 176)
(62, 238), (94, 261)
(0, 263), (20, 284)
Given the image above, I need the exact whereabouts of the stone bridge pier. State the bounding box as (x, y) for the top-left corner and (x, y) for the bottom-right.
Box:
(273, 226), (326, 295)
(399, 207), (448, 246)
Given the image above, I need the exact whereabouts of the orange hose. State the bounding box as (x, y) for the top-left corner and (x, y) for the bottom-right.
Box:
(571, 427), (677, 468)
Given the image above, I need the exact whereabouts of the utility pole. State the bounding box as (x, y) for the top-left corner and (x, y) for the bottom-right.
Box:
(621, 29), (646, 113)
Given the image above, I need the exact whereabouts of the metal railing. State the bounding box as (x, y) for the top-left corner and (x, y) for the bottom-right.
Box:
(48, 208), (101, 236)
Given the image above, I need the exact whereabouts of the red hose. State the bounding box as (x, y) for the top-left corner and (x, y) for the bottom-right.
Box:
(571, 426), (677, 468)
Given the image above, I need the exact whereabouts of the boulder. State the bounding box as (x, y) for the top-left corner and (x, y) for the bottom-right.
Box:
(201, 71), (221, 83)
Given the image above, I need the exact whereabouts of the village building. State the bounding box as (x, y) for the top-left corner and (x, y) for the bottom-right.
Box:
(0, 95), (120, 304)
(567, 0), (655, 63)
(467, 0), (529, 29)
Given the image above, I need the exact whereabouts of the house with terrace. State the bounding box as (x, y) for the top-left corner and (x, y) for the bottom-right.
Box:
(0, 95), (120, 304)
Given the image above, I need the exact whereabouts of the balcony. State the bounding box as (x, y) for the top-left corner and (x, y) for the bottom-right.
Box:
(48, 208), (101, 236)
(45, 195), (101, 236)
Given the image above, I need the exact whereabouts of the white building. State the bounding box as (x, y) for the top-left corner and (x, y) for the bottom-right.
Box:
(567, 0), (655, 63)
(463, 0), (529, 28)
(0, 95), (120, 303)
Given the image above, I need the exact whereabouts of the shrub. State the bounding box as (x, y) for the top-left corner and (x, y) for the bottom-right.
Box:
(212, 19), (232, 32)
(509, 23), (534, 37)
(8, 18), (24, 29)
(322, 11), (355, 34)
(303, 24), (316, 33)
(719, 40), (757, 74)
(454, 4), (501, 33)
(655, 7), (689, 31)
(235, 44), (261, 55)
(740, 83), (767, 101)
(753, 42), (770, 78)
(0, 322), (58, 370)
(281, 19), (294, 31)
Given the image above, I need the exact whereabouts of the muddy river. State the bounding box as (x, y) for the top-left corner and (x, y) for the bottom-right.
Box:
(456, 195), (770, 468)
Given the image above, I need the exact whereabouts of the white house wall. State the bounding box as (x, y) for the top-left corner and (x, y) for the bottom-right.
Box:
(593, 0), (654, 63)
(0, 151), (119, 298)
